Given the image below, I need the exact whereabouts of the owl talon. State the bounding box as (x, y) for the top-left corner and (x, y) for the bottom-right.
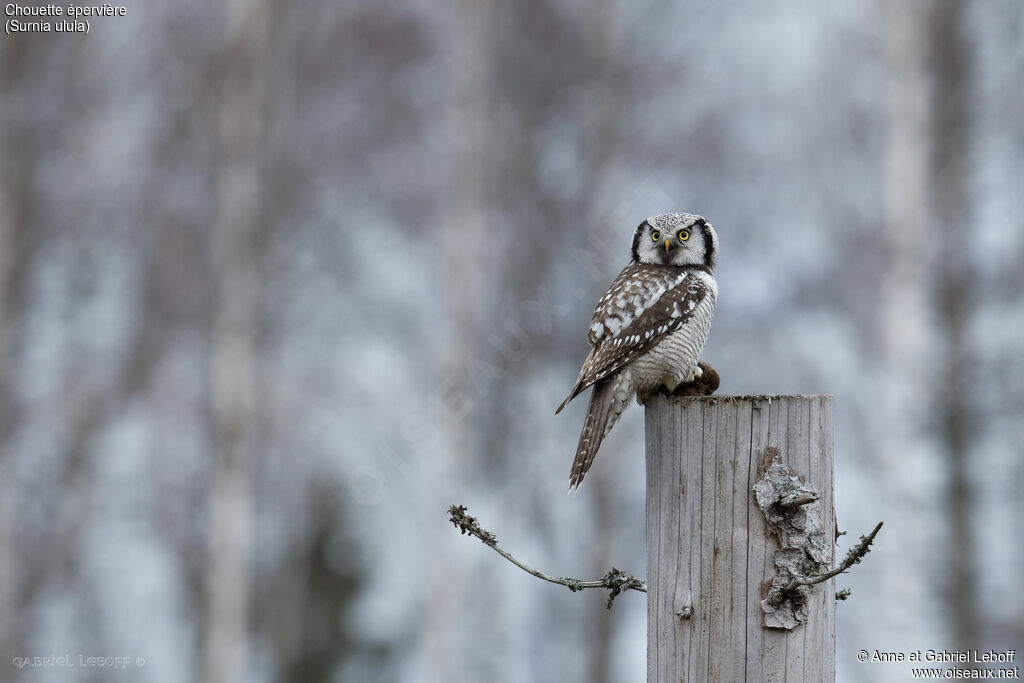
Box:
(668, 362), (720, 397)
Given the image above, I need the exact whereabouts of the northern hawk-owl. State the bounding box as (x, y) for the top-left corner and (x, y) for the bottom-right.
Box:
(557, 213), (718, 490)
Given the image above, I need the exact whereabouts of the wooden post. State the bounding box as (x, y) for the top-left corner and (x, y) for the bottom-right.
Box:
(645, 395), (835, 683)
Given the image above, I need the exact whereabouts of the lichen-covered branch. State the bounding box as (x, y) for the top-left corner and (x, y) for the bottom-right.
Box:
(785, 521), (883, 591)
(447, 504), (645, 608)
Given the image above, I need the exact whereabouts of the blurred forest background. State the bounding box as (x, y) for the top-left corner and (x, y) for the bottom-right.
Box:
(1, 1), (1022, 681)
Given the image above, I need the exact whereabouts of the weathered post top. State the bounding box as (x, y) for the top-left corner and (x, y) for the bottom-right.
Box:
(645, 394), (835, 683)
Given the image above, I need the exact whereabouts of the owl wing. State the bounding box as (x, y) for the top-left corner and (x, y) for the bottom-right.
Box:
(556, 264), (710, 414)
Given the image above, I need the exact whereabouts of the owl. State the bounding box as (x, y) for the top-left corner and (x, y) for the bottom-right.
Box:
(557, 213), (718, 491)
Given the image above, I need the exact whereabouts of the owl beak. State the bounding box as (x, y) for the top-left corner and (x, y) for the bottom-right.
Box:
(664, 238), (672, 252)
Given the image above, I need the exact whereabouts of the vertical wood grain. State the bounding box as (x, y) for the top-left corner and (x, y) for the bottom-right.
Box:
(645, 395), (835, 683)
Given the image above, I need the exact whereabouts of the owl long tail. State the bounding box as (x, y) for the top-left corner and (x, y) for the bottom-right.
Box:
(568, 375), (632, 492)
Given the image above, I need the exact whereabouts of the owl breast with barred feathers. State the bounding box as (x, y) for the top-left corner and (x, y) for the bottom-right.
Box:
(557, 213), (718, 491)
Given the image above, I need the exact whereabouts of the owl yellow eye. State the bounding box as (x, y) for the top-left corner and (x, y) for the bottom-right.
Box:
(677, 229), (690, 241)
(651, 231), (661, 242)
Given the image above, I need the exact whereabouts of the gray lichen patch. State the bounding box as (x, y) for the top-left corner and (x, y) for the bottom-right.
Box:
(754, 448), (830, 630)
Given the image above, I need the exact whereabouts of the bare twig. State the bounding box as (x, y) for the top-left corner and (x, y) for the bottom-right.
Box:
(785, 521), (883, 591)
(447, 504), (645, 608)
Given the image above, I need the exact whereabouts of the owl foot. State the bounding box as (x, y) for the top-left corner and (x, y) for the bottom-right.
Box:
(664, 362), (720, 398)
(685, 364), (704, 383)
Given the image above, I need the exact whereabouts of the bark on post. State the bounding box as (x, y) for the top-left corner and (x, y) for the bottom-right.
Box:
(645, 394), (835, 683)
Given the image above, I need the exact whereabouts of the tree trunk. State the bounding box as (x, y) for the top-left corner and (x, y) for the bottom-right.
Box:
(645, 395), (835, 683)
(927, 0), (978, 653)
(202, 0), (269, 680)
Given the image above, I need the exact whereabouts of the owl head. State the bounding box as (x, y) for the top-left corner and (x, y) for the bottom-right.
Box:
(630, 213), (717, 269)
